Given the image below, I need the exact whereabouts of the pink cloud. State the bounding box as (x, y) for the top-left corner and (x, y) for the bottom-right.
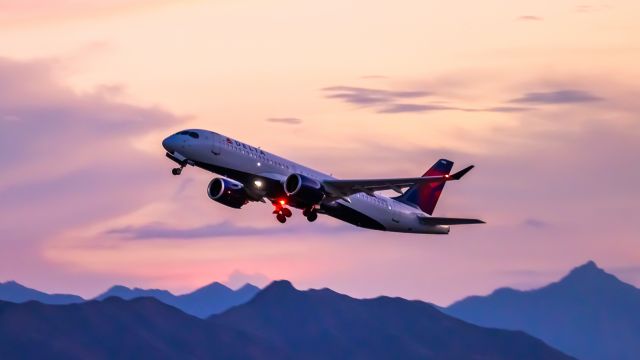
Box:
(225, 270), (270, 289)
(0, 57), (183, 287)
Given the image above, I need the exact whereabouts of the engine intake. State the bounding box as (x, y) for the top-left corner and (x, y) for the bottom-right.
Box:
(207, 177), (249, 209)
(284, 173), (325, 206)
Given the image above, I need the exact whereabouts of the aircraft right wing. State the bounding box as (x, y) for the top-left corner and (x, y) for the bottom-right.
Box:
(322, 165), (474, 197)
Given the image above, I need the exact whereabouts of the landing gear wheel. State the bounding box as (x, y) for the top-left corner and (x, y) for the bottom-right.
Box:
(306, 211), (318, 222)
(171, 167), (182, 176)
(276, 213), (287, 223)
(302, 208), (311, 217)
(282, 208), (292, 218)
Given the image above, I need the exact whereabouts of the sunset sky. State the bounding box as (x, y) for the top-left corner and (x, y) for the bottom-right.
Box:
(1, 0), (639, 305)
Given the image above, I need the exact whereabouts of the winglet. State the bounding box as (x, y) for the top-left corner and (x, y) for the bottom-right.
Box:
(450, 165), (474, 180)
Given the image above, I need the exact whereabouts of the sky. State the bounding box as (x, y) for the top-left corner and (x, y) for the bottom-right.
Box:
(0, 0), (639, 305)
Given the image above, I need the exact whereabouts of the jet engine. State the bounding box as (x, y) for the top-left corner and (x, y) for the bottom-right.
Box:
(207, 177), (249, 209)
(284, 173), (325, 206)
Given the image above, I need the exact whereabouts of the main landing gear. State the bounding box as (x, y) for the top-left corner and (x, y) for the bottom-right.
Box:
(303, 207), (318, 222)
(273, 202), (293, 224)
(272, 202), (318, 224)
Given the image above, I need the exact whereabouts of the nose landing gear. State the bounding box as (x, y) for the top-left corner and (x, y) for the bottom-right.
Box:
(171, 162), (190, 176)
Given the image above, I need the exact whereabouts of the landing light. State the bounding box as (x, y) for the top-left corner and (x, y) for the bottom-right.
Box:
(254, 180), (263, 188)
(279, 199), (286, 206)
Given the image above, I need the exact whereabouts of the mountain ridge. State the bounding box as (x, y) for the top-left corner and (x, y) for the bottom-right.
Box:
(445, 260), (640, 360)
(0, 296), (281, 359)
(209, 279), (572, 360)
(0, 280), (260, 318)
(94, 281), (261, 318)
(0, 280), (84, 304)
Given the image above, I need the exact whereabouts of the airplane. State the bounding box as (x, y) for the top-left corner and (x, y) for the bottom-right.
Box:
(162, 129), (484, 234)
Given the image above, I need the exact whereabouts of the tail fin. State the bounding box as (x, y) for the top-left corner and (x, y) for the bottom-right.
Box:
(396, 159), (454, 215)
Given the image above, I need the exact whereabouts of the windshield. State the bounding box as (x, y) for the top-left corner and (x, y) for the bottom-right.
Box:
(177, 130), (199, 139)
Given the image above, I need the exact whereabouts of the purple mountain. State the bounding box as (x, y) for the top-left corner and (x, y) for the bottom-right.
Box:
(0, 281), (572, 359)
(95, 281), (260, 318)
(0, 297), (281, 359)
(445, 261), (640, 360)
(0, 281), (83, 305)
(210, 280), (572, 360)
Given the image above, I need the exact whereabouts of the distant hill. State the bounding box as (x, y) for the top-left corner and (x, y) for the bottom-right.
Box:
(445, 261), (640, 360)
(0, 281), (83, 305)
(95, 282), (260, 318)
(0, 297), (281, 359)
(210, 280), (572, 360)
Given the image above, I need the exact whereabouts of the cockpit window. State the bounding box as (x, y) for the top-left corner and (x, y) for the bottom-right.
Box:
(177, 130), (199, 139)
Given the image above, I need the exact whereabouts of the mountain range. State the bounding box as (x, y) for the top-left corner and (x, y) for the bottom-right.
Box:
(445, 261), (640, 360)
(0, 281), (571, 360)
(95, 282), (260, 318)
(0, 280), (259, 318)
(211, 280), (571, 359)
(0, 281), (83, 304)
(0, 297), (281, 359)
(2, 260), (638, 359)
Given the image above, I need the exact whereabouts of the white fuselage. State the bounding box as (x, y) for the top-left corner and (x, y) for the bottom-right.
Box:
(162, 129), (450, 234)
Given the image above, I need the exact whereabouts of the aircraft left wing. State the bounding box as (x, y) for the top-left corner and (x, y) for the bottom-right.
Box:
(418, 216), (485, 225)
(322, 165), (474, 197)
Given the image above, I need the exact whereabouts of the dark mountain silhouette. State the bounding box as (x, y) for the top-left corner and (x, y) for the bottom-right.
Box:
(0, 297), (281, 360)
(210, 280), (572, 360)
(0, 281), (83, 304)
(95, 281), (260, 318)
(445, 261), (640, 360)
(0, 281), (571, 359)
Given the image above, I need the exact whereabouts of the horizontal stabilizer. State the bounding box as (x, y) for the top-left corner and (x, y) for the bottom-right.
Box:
(418, 216), (485, 225)
(450, 165), (474, 180)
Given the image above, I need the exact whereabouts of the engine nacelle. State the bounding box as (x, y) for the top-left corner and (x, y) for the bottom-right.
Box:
(284, 173), (325, 206)
(207, 177), (249, 209)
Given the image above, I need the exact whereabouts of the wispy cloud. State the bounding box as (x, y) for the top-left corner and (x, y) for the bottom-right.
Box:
(378, 103), (456, 113)
(522, 218), (549, 229)
(575, 4), (611, 14)
(225, 270), (270, 288)
(266, 117), (302, 125)
(106, 220), (357, 240)
(323, 86), (430, 106)
(377, 104), (532, 114)
(478, 106), (532, 113)
(517, 15), (543, 21)
(509, 90), (602, 104)
(323, 83), (536, 114)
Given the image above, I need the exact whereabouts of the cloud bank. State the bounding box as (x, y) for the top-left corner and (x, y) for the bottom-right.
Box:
(0, 57), (183, 281)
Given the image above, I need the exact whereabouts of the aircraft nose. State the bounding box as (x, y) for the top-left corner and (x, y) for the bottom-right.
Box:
(162, 135), (177, 152)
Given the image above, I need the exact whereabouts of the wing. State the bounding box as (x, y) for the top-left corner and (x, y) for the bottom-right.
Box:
(322, 165), (474, 197)
(323, 176), (448, 196)
(417, 216), (485, 225)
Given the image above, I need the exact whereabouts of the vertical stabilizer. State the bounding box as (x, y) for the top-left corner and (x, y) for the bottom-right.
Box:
(395, 159), (453, 215)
